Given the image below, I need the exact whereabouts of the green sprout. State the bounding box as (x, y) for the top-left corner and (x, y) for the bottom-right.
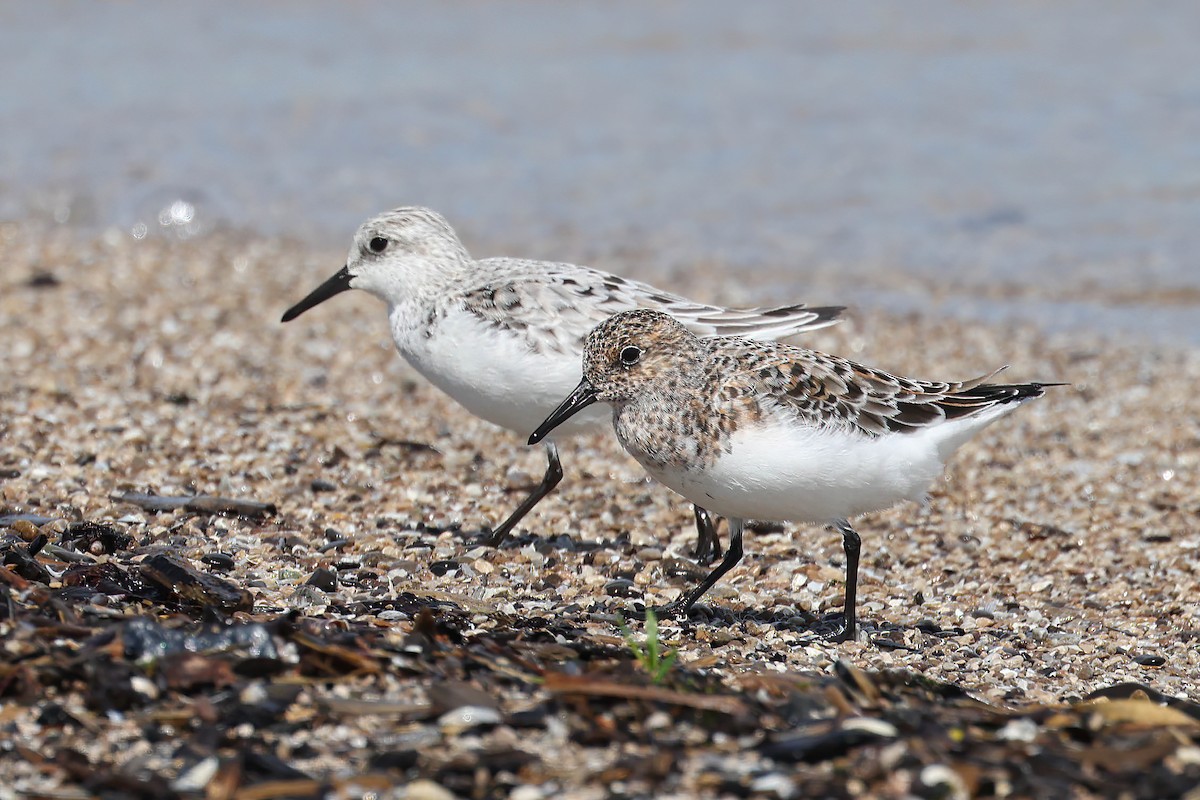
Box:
(619, 609), (678, 684)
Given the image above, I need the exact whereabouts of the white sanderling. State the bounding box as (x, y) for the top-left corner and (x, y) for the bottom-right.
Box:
(529, 308), (1062, 641)
(282, 207), (844, 555)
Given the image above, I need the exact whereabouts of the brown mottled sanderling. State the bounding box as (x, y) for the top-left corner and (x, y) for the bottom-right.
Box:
(529, 309), (1062, 641)
(281, 207), (844, 555)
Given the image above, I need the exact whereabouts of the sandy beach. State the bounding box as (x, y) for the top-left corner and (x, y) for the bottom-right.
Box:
(2, 223), (1198, 797)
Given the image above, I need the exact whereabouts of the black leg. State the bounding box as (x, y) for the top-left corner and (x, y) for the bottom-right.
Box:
(662, 517), (745, 616)
(828, 519), (861, 642)
(483, 444), (564, 547)
(691, 505), (723, 564)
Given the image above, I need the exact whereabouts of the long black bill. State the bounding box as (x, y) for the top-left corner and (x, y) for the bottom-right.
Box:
(281, 265), (354, 322)
(528, 379), (599, 444)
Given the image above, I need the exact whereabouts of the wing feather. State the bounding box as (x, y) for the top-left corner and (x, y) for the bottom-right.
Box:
(459, 258), (843, 355)
(709, 340), (1049, 439)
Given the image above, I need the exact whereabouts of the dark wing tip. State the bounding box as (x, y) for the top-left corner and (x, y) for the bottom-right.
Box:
(934, 380), (1065, 420)
(761, 303), (846, 320)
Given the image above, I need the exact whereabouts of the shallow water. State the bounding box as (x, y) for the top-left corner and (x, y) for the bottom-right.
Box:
(3, 1), (1198, 342)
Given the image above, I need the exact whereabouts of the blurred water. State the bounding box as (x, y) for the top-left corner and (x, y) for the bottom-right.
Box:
(2, 1), (1198, 341)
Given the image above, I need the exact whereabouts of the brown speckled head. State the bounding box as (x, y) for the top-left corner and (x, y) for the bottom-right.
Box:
(527, 309), (710, 446)
(581, 309), (707, 404)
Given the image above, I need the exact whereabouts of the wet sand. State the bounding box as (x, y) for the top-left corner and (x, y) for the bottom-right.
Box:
(2, 224), (1199, 797)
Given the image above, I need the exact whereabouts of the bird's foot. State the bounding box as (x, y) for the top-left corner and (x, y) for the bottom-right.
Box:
(472, 527), (510, 548)
(621, 601), (740, 628)
(806, 611), (857, 643)
(619, 600), (689, 623)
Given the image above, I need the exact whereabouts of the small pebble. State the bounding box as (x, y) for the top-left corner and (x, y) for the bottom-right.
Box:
(171, 757), (220, 793)
(201, 552), (235, 571)
(918, 764), (969, 800)
(437, 704), (502, 735)
(604, 578), (639, 598)
(305, 567), (338, 592)
(401, 780), (459, 800)
(996, 718), (1038, 742)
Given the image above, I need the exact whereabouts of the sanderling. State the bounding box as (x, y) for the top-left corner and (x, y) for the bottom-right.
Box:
(529, 309), (1062, 641)
(281, 207), (844, 555)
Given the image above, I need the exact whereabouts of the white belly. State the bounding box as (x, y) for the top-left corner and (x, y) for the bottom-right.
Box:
(390, 305), (607, 438)
(636, 418), (948, 523)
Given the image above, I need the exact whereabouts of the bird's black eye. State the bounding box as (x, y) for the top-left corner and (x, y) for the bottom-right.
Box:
(619, 345), (642, 367)
(369, 236), (389, 253)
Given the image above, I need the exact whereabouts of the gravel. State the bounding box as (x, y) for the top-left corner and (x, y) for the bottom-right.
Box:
(2, 222), (1198, 798)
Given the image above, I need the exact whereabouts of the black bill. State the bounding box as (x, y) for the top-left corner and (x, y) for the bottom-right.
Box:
(281, 265), (354, 322)
(528, 379), (599, 444)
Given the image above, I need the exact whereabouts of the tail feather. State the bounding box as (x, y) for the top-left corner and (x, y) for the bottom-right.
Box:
(937, 381), (1062, 420)
(928, 381), (1066, 461)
